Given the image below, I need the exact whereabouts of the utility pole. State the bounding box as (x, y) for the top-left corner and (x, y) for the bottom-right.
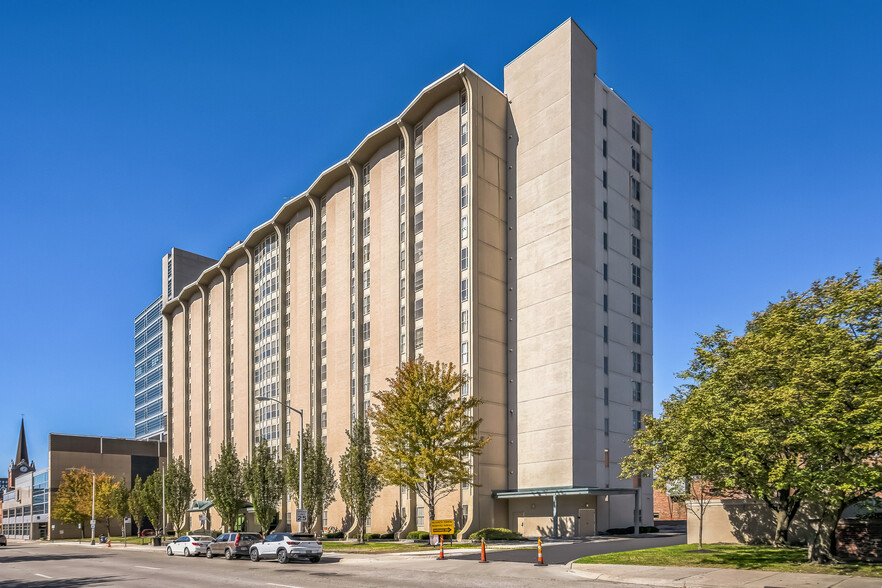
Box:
(162, 465), (166, 539)
(90, 473), (96, 545)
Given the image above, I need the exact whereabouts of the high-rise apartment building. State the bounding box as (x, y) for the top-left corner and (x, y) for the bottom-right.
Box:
(162, 19), (652, 537)
(136, 248), (217, 439)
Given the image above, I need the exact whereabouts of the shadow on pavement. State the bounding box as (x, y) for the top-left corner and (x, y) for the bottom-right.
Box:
(2, 577), (122, 587)
(0, 552), (102, 565)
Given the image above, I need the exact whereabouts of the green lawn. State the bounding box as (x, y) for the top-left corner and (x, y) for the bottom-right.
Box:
(574, 543), (882, 578)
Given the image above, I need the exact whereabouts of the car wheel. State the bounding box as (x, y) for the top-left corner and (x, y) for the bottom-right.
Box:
(224, 548), (233, 560)
(184, 547), (190, 557)
(277, 549), (289, 564)
(167, 546), (173, 556)
(250, 548), (260, 562)
(310, 556), (321, 563)
(206, 548), (213, 559)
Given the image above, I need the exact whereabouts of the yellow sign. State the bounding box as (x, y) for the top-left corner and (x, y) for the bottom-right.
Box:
(429, 519), (455, 535)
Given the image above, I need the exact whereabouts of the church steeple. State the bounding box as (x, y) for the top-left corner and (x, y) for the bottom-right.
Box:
(15, 418), (29, 466)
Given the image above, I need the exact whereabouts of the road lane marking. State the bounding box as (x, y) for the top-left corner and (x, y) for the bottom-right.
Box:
(266, 584), (304, 588)
(135, 565), (161, 570)
(34, 574), (52, 579)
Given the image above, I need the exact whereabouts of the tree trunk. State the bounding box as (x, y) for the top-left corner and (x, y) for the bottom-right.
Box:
(767, 490), (801, 547)
(698, 510), (703, 550)
(808, 503), (844, 564)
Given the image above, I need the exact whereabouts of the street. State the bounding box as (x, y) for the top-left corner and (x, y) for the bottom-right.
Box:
(0, 534), (684, 587)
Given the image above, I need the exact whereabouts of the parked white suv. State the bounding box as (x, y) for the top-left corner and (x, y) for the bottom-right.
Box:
(249, 533), (323, 563)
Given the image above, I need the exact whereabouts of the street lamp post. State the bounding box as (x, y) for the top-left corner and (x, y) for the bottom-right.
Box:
(64, 468), (96, 545)
(255, 395), (303, 532)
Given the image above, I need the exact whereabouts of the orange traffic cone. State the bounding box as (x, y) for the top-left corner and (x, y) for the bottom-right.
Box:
(480, 538), (488, 563)
(534, 537), (547, 566)
(437, 535), (446, 560)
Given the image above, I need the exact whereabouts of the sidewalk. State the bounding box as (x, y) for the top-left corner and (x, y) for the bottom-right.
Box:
(569, 563), (882, 587)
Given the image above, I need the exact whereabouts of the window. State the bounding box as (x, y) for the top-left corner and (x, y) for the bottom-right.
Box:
(399, 248), (406, 271)
(461, 247), (468, 270)
(399, 165), (406, 187)
(415, 327), (424, 348)
(461, 279), (468, 301)
(363, 347), (370, 367)
(604, 386), (609, 405)
(632, 264), (641, 287)
(631, 148), (641, 172)
(400, 222), (405, 242)
(461, 153), (468, 177)
(602, 108), (607, 127)
(603, 356), (608, 374)
(415, 269), (423, 291)
(603, 325), (608, 343)
(417, 506), (425, 529)
(415, 240), (423, 262)
(632, 322), (641, 344)
(363, 269), (370, 289)
(632, 381), (642, 402)
(604, 418), (609, 435)
(363, 374), (370, 394)
(632, 293), (641, 315)
(604, 448), (610, 467)
(461, 217), (468, 239)
(631, 177), (641, 201)
(400, 305), (406, 326)
(320, 316), (327, 335)
(414, 154), (423, 177)
(321, 387), (328, 404)
(603, 294), (608, 312)
(399, 136), (405, 156)
(461, 310), (468, 333)
(603, 232), (607, 250)
(631, 206), (641, 230)
(602, 170), (607, 188)
(400, 278), (406, 298)
(363, 164), (370, 185)
(363, 190), (370, 211)
(363, 217), (370, 237)
(603, 201), (607, 219)
(461, 123), (468, 146)
(415, 182), (423, 205)
(363, 295), (370, 315)
(633, 409), (642, 430)
(400, 192), (406, 214)
(603, 263), (608, 281)
(321, 245), (327, 264)
(320, 364), (327, 381)
(363, 243), (370, 263)
(460, 90), (467, 115)
(632, 352), (642, 373)
(632, 117), (641, 144)
(632, 235), (641, 258)
(414, 123), (423, 148)
(461, 342), (468, 365)
(415, 211), (423, 234)
(461, 185), (468, 208)
(602, 139), (607, 158)
(320, 221), (326, 240)
(415, 297), (423, 320)
(362, 322), (370, 341)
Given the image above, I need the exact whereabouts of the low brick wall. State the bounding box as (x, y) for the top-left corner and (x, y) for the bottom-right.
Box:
(836, 519), (882, 561)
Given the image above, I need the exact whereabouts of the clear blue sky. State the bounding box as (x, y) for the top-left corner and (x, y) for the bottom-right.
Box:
(2, 1), (880, 466)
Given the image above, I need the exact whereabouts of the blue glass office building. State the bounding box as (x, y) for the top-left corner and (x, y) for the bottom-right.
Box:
(135, 296), (165, 438)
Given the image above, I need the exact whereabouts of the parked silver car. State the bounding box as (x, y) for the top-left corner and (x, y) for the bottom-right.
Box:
(249, 533), (322, 563)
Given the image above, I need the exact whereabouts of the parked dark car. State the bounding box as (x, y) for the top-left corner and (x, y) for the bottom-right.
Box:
(206, 532), (263, 560)
(0, 533), (7, 546)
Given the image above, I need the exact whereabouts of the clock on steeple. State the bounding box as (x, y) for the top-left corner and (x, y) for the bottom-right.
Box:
(8, 418), (34, 488)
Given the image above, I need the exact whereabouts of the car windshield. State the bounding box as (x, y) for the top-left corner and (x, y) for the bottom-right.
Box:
(285, 534), (316, 541)
(192, 536), (211, 542)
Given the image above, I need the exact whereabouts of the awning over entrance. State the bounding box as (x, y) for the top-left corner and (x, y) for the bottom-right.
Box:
(492, 486), (641, 538)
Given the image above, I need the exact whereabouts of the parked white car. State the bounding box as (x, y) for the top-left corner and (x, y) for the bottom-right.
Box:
(249, 533), (323, 563)
(166, 535), (213, 557)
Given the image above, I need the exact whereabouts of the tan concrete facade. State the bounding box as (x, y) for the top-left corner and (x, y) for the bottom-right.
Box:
(163, 19), (652, 536)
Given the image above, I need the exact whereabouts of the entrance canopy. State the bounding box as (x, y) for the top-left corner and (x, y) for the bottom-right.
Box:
(492, 486), (640, 537)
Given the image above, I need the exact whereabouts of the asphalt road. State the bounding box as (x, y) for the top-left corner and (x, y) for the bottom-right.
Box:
(0, 534), (684, 587)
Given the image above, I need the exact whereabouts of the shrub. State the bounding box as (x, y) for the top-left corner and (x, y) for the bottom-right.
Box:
(324, 531), (344, 539)
(605, 526), (659, 535)
(364, 533), (381, 540)
(469, 528), (524, 541)
(379, 532), (395, 539)
(407, 531), (430, 540)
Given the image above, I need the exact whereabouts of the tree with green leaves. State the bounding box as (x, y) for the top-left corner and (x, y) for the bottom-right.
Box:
(339, 416), (382, 542)
(164, 456), (196, 534)
(369, 357), (489, 525)
(205, 441), (248, 532)
(285, 426), (337, 534)
(94, 475), (118, 535)
(141, 471), (164, 534)
(244, 440), (285, 534)
(108, 478), (130, 540)
(128, 475), (148, 538)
